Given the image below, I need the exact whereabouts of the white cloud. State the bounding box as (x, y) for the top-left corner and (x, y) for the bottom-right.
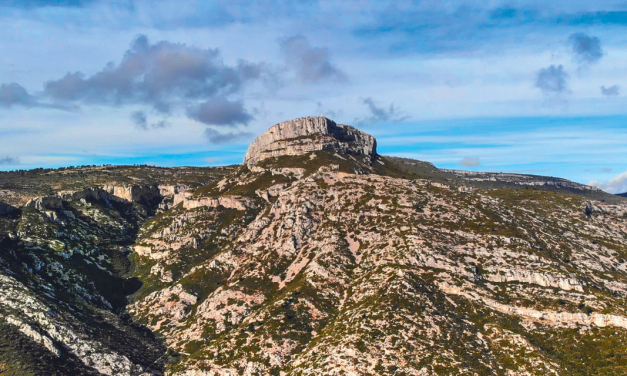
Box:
(589, 170), (627, 194)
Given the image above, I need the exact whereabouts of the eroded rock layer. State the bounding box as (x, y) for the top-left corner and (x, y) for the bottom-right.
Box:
(243, 116), (377, 165)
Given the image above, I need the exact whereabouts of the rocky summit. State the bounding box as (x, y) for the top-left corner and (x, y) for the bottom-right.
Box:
(243, 116), (377, 166)
(1, 118), (627, 376)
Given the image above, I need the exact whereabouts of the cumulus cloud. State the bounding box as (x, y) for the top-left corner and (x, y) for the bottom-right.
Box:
(601, 85), (620, 96)
(44, 35), (262, 113)
(0, 83), (35, 108)
(0, 35), (264, 144)
(535, 65), (570, 94)
(0, 156), (19, 165)
(459, 156), (481, 167)
(186, 97), (252, 126)
(204, 128), (253, 144)
(569, 32), (603, 65)
(589, 170), (627, 194)
(281, 36), (347, 83)
(0, 34), (269, 142)
(355, 97), (409, 125)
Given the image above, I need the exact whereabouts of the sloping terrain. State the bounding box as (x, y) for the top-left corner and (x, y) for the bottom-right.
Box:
(128, 153), (627, 375)
(0, 165), (229, 375)
(1, 118), (626, 375)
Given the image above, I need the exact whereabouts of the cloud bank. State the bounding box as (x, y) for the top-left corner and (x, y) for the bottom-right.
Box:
(589, 170), (627, 194)
(0, 35), (268, 143)
(43, 35), (262, 115)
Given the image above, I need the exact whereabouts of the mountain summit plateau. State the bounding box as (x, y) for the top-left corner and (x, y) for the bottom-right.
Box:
(243, 116), (377, 166)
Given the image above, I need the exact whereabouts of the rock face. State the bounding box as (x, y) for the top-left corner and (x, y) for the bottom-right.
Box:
(243, 116), (377, 165)
(26, 196), (64, 210)
(27, 184), (171, 210)
(173, 193), (258, 211)
(103, 185), (162, 204)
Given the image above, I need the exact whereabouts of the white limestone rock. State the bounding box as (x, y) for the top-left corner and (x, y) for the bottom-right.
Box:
(244, 116), (377, 165)
(26, 196), (64, 210)
(102, 184), (161, 203)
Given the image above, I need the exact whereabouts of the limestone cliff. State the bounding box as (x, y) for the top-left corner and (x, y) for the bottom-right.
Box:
(243, 116), (377, 165)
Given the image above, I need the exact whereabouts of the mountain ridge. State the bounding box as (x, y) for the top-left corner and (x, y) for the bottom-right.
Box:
(0, 118), (626, 375)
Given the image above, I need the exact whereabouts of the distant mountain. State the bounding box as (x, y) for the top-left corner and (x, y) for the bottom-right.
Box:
(618, 192), (627, 197)
(1, 117), (627, 375)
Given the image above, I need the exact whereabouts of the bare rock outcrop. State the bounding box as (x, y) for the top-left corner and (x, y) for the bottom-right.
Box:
(173, 193), (258, 211)
(158, 184), (189, 197)
(58, 187), (112, 203)
(584, 200), (606, 217)
(244, 116), (377, 165)
(26, 196), (64, 210)
(56, 185), (163, 206)
(103, 185), (161, 204)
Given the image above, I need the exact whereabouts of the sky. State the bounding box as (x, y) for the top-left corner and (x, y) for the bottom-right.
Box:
(1, 1), (627, 193)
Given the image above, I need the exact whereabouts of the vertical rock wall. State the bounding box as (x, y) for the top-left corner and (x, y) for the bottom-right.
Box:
(244, 116), (377, 165)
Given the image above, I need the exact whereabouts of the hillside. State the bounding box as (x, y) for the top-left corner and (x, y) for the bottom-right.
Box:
(1, 117), (626, 375)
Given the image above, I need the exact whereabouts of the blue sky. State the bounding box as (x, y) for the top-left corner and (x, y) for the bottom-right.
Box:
(1, 0), (627, 193)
